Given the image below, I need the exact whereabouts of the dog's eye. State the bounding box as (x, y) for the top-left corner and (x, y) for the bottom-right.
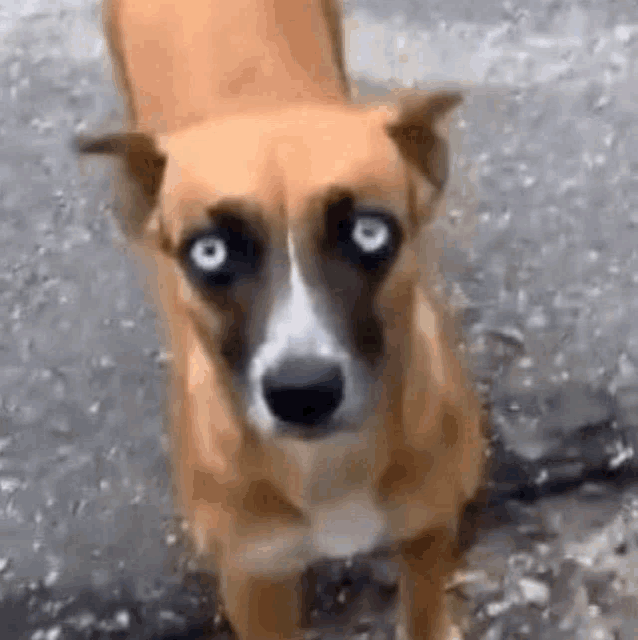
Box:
(351, 216), (391, 254)
(190, 236), (228, 272)
(334, 211), (400, 273)
(323, 197), (402, 275)
(181, 221), (261, 288)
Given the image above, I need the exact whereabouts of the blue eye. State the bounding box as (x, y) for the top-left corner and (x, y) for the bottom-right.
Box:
(190, 236), (228, 272)
(181, 216), (262, 288)
(351, 216), (391, 254)
(333, 208), (401, 273)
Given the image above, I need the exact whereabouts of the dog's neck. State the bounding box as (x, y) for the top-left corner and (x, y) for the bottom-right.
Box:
(110, 0), (350, 134)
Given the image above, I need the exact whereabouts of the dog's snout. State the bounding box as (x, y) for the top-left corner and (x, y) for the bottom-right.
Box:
(262, 358), (344, 428)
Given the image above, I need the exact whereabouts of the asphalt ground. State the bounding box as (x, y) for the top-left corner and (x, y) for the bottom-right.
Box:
(1, 0), (638, 638)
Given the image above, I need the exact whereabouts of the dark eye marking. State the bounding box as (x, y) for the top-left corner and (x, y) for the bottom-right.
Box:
(179, 215), (262, 288)
(325, 197), (402, 273)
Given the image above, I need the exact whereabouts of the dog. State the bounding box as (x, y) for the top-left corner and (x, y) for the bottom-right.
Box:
(76, 0), (485, 637)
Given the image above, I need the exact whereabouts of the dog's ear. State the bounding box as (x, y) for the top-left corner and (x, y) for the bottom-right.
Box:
(74, 132), (167, 238)
(386, 91), (463, 191)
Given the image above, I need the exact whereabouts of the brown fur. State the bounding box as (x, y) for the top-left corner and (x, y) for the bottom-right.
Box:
(77, 0), (486, 637)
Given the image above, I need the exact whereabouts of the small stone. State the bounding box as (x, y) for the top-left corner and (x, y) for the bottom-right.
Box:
(114, 610), (129, 628)
(159, 610), (177, 621)
(486, 600), (511, 617)
(65, 611), (96, 631)
(0, 477), (23, 494)
(165, 533), (177, 546)
(481, 621), (504, 640)
(518, 577), (550, 607)
(488, 325), (525, 348)
(614, 25), (633, 44)
(587, 624), (613, 640)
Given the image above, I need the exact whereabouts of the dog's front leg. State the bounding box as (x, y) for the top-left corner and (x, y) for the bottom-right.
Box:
(219, 567), (305, 640)
(397, 528), (459, 640)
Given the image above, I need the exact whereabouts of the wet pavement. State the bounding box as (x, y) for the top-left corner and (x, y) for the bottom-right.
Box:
(1, 0), (638, 638)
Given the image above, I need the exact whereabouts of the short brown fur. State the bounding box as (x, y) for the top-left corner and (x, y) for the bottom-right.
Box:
(77, 1), (486, 637)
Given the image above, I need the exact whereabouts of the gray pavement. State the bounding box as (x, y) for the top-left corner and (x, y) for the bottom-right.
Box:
(1, 0), (638, 638)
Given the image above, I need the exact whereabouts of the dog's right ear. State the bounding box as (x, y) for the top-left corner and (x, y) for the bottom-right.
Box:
(74, 132), (167, 238)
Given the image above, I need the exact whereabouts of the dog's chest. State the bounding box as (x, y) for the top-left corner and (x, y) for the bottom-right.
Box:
(309, 490), (388, 558)
(234, 489), (390, 574)
(234, 432), (392, 569)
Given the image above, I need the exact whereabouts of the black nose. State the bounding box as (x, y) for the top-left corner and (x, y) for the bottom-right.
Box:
(262, 358), (344, 427)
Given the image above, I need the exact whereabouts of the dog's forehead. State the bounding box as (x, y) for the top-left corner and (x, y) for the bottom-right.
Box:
(159, 106), (409, 239)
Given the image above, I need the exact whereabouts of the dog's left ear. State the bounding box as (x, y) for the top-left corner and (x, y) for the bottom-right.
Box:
(386, 91), (463, 190)
(74, 132), (167, 238)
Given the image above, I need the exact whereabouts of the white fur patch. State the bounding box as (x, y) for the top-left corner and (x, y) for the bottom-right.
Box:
(246, 231), (350, 434)
(310, 491), (388, 558)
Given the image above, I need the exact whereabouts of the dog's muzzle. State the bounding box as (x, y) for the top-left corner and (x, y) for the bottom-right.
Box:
(262, 357), (345, 435)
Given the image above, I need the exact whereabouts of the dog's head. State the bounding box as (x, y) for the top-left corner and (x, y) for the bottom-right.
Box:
(76, 92), (477, 517)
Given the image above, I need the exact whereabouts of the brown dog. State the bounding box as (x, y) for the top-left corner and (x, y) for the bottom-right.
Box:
(77, 0), (485, 637)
